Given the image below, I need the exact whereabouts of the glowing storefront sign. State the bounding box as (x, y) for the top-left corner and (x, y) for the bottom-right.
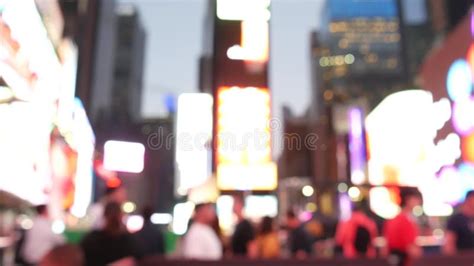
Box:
(216, 86), (277, 191)
(175, 93), (213, 196)
(103, 141), (145, 173)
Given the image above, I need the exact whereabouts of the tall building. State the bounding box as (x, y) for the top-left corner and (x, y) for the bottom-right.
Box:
(89, 3), (147, 146)
(113, 5), (146, 123)
(314, 0), (407, 109)
(400, 0), (434, 78)
(321, 0), (404, 78)
(89, 0), (118, 124)
(200, 0), (277, 193)
(65, 1), (149, 204)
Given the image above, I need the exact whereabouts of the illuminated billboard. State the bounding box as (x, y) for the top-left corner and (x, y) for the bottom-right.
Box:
(365, 89), (473, 216)
(366, 90), (457, 187)
(1, 0), (62, 102)
(216, 86), (277, 191)
(368, 12), (474, 217)
(104, 141), (145, 173)
(0, 102), (53, 205)
(175, 93), (213, 196)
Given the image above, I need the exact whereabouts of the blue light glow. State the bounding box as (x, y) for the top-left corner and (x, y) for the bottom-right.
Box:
(446, 59), (473, 102)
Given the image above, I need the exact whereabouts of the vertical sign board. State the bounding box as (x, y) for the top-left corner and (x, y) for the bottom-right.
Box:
(214, 0), (276, 191)
(175, 93), (213, 196)
(216, 86), (277, 190)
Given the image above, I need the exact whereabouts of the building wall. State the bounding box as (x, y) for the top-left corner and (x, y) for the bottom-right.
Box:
(112, 8), (146, 122)
(90, 0), (117, 123)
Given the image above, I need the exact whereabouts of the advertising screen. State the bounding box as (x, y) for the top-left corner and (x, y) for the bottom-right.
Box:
(216, 86), (277, 191)
(175, 93), (213, 196)
(104, 141), (145, 174)
(366, 89), (471, 216)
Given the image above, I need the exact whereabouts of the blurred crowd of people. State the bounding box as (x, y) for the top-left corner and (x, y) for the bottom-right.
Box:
(12, 188), (474, 266)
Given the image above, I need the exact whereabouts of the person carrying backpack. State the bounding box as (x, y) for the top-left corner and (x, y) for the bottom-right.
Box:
(335, 201), (378, 258)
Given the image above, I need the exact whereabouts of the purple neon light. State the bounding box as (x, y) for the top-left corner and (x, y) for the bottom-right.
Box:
(471, 12), (474, 37)
(339, 193), (352, 221)
(348, 108), (365, 184)
(452, 96), (474, 135)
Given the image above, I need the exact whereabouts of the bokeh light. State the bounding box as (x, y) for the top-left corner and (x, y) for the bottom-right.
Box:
(468, 44), (474, 77)
(433, 228), (445, 239)
(438, 166), (465, 204)
(305, 202), (317, 212)
(462, 133), (474, 163)
(471, 11), (474, 37)
(337, 183), (348, 193)
(51, 220), (65, 235)
(446, 59), (472, 102)
(412, 206), (424, 217)
(122, 201), (136, 214)
(126, 215), (143, 233)
(302, 185), (314, 197)
(348, 186), (361, 200)
(452, 97), (474, 135)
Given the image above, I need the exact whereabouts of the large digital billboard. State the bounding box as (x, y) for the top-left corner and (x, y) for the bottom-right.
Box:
(216, 86), (277, 191)
(366, 90), (462, 216)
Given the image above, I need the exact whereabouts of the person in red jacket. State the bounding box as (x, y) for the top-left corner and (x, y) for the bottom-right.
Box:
(335, 201), (378, 258)
(384, 190), (423, 266)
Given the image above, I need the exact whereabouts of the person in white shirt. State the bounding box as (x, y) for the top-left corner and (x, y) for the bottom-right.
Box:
(182, 203), (222, 260)
(21, 205), (65, 264)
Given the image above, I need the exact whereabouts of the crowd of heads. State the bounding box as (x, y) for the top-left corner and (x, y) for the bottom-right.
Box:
(18, 186), (474, 265)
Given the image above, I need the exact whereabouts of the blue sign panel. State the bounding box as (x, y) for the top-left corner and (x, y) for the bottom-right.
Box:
(328, 0), (398, 20)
